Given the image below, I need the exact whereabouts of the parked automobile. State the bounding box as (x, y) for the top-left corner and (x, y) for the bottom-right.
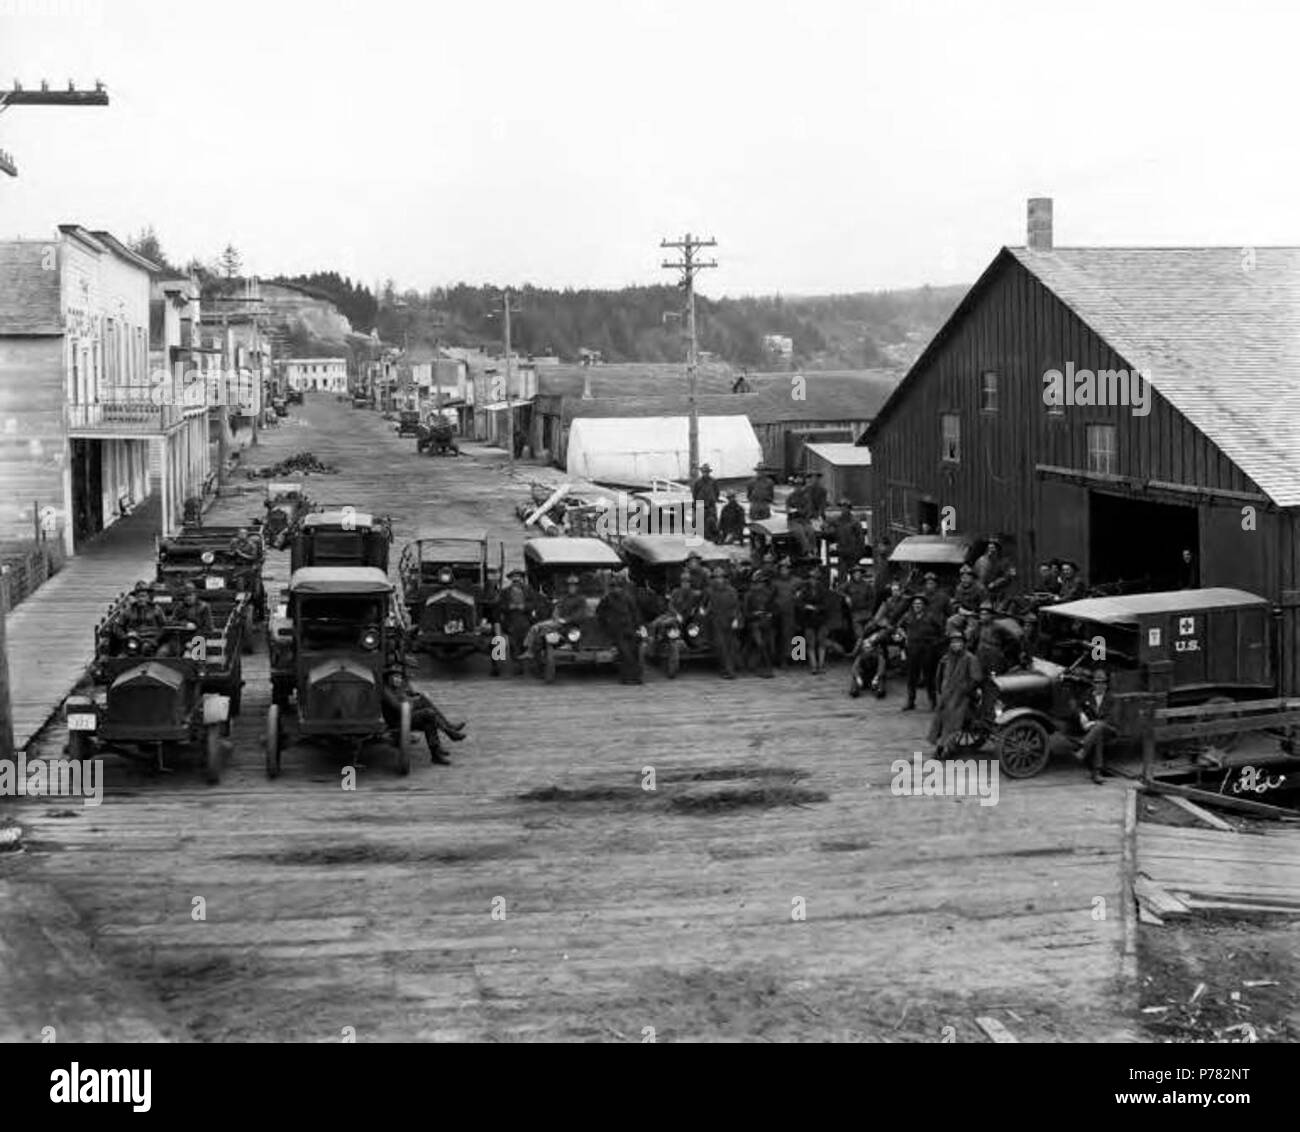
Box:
(272, 397), (288, 417)
(620, 534), (740, 676)
(351, 395), (369, 409)
(262, 481), (310, 550)
(65, 588), (247, 783)
(990, 587), (1276, 778)
(398, 528), (503, 669)
(748, 514), (824, 570)
(291, 508), (392, 573)
(397, 409), (422, 438)
(156, 524), (268, 645)
(522, 537), (631, 682)
(887, 534), (975, 593)
(416, 418), (460, 456)
(265, 566), (411, 776)
(286, 387), (303, 405)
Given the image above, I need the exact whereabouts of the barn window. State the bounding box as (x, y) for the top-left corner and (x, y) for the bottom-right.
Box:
(941, 414), (960, 463)
(981, 371), (998, 413)
(1087, 424), (1117, 475)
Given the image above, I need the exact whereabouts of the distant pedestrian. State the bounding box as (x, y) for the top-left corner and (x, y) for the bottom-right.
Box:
(747, 464), (775, 521)
(692, 463), (720, 543)
(719, 491), (746, 544)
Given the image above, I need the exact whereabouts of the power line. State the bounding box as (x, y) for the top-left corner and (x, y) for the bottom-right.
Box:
(0, 81), (110, 178)
(660, 234), (717, 480)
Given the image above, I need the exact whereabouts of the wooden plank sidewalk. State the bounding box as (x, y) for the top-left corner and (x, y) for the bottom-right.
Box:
(5, 498), (162, 751)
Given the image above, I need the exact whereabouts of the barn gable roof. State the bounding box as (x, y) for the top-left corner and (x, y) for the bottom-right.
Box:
(863, 245), (1300, 507)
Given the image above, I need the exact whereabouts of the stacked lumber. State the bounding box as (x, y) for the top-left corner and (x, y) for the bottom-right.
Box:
(1136, 822), (1300, 917)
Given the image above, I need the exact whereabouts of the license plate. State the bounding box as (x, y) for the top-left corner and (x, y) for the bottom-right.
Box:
(68, 713), (97, 731)
(205, 576), (224, 589)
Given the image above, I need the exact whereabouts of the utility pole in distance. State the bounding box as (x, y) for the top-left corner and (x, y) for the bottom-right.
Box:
(490, 289), (523, 467)
(0, 81), (110, 178)
(661, 234), (717, 480)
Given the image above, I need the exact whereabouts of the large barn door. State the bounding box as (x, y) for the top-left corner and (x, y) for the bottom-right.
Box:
(1035, 477), (1088, 571)
(1201, 504), (1268, 595)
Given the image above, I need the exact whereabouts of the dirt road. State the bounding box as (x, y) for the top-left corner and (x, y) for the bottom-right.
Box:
(3, 395), (1136, 1042)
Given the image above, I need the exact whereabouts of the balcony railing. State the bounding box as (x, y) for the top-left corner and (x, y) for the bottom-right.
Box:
(66, 381), (209, 434)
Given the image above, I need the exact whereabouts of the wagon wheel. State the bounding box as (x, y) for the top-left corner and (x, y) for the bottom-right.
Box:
(203, 722), (223, 785)
(543, 648), (557, 684)
(265, 703), (282, 778)
(665, 640), (681, 679)
(395, 700), (411, 777)
(997, 719), (1051, 779)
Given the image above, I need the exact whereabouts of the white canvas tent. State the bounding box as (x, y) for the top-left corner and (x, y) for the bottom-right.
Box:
(566, 414), (763, 485)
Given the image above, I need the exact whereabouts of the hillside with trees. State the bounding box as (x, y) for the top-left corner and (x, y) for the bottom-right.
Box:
(125, 227), (965, 370)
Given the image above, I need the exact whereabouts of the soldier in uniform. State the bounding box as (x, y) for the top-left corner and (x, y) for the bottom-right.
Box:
(381, 671), (466, 765)
(972, 600), (1015, 724)
(718, 491), (746, 544)
(900, 594), (943, 710)
(841, 564), (877, 640)
(871, 579), (910, 631)
(692, 463), (720, 543)
(1035, 561), (1061, 598)
(124, 580), (165, 628)
(832, 501), (865, 570)
(497, 568), (540, 675)
(1057, 560), (1087, 603)
(797, 568), (836, 674)
(747, 464), (775, 521)
(684, 550), (710, 591)
(974, 537), (1017, 606)
(951, 563), (986, 612)
(522, 574), (591, 658)
(770, 558), (799, 668)
(173, 582), (215, 633)
(807, 470), (829, 522)
(785, 474), (815, 556)
(702, 566), (741, 679)
(229, 527), (262, 562)
(742, 566), (776, 677)
(597, 568), (645, 685)
(920, 571), (950, 620)
(928, 631), (984, 757)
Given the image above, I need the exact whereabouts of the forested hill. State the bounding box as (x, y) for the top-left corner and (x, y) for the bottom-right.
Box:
(369, 282), (968, 370)
(258, 270), (968, 371)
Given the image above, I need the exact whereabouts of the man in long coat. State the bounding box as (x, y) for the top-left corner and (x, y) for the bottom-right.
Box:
(928, 631), (984, 756)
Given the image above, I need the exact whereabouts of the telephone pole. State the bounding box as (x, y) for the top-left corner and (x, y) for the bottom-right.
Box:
(661, 234), (717, 480)
(0, 81), (109, 178)
(492, 290), (523, 467)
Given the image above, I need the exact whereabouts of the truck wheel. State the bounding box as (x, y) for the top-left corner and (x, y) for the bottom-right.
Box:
(203, 723), (223, 785)
(543, 649), (556, 684)
(241, 607), (256, 654)
(665, 641), (681, 679)
(395, 700), (411, 776)
(68, 731), (94, 762)
(265, 704), (281, 778)
(997, 719), (1050, 779)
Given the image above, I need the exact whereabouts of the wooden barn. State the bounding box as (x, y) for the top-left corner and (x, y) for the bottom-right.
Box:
(861, 198), (1300, 694)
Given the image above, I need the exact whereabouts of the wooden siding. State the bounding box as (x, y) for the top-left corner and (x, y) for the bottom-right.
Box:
(867, 253), (1300, 691)
(0, 337), (67, 543)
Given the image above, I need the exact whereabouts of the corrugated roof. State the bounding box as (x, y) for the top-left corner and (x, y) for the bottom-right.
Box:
(1006, 246), (1300, 505)
(0, 242), (62, 334)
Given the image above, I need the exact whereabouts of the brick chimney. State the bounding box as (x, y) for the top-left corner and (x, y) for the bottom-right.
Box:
(1027, 197), (1053, 251)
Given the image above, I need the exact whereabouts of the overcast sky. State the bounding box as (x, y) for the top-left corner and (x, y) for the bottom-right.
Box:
(2, 0), (1297, 296)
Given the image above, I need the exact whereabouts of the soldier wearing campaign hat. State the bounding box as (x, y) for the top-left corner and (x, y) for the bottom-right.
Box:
(497, 567), (542, 674)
